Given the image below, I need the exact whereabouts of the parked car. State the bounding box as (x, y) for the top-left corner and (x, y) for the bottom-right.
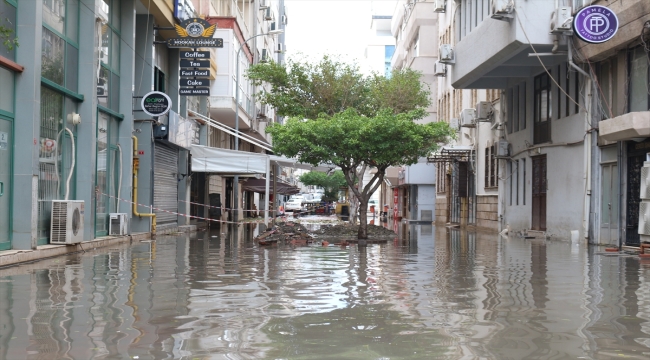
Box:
(285, 199), (305, 212)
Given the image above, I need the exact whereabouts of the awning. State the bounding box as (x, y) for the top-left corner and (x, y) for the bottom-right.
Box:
(188, 110), (273, 152)
(269, 155), (337, 172)
(191, 145), (268, 175)
(242, 177), (300, 195)
(427, 146), (474, 163)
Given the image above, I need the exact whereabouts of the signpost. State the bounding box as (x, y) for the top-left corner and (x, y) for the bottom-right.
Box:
(141, 91), (172, 118)
(573, 5), (619, 44)
(169, 18), (222, 97)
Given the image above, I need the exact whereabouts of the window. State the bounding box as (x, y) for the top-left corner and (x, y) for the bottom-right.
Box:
(384, 45), (395, 78)
(522, 158), (526, 205)
(437, 163), (447, 194)
(515, 160), (519, 205)
(484, 145), (498, 188)
(519, 84), (526, 130)
(597, 60), (613, 119)
(98, 0), (121, 112)
(629, 46), (649, 112)
(0, 0), (17, 61)
(508, 161), (512, 206)
(41, 0), (79, 91)
(534, 71), (552, 144)
(154, 67), (165, 92)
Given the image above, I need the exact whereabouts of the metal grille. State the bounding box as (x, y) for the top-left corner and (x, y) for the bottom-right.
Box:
(50, 201), (68, 244)
(154, 142), (178, 224)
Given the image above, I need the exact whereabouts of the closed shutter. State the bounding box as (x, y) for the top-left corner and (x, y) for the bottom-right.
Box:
(154, 142), (178, 225)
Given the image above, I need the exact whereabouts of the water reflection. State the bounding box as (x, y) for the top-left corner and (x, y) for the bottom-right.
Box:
(3, 224), (650, 358)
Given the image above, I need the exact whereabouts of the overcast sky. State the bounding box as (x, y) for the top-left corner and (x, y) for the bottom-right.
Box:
(284, 0), (395, 67)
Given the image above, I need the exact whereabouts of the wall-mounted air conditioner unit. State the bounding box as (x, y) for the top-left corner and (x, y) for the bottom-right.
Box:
(434, 61), (446, 77)
(109, 213), (128, 236)
(496, 138), (509, 158)
(433, 0), (446, 13)
(460, 108), (476, 128)
(50, 200), (85, 245)
(439, 44), (455, 64)
(450, 118), (460, 131)
(264, 8), (273, 21)
(258, 104), (269, 121)
(551, 6), (573, 34)
(476, 101), (494, 121)
(491, 0), (514, 20)
(281, 14), (288, 25)
(259, 0), (269, 10)
(275, 43), (285, 53)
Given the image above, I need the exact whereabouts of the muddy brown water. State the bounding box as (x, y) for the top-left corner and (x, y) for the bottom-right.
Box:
(1, 223), (650, 359)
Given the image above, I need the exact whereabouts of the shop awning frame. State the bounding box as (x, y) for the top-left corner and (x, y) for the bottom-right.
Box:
(427, 146), (474, 163)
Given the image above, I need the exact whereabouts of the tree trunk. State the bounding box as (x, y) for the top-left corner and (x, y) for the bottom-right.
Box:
(358, 198), (368, 239)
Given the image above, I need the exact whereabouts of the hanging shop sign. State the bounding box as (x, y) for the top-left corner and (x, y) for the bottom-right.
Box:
(167, 18), (223, 48)
(179, 88), (210, 96)
(180, 59), (210, 68)
(179, 51), (210, 59)
(181, 78), (209, 87)
(141, 91), (172, 117)
(573, 5), (618, 44)
(181, 69), (210, 77)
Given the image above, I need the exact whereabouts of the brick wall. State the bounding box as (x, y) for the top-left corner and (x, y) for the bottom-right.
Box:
(476, 195), (498, 232)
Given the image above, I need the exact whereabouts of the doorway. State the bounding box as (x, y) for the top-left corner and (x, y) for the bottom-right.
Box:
(600, 163), (619, 246)
(532, 155), (547, 231)
(0, 117), (11, 250)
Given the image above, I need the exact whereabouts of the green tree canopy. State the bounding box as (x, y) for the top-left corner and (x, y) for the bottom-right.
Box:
(247, 56), (430, 119)
(298, 170), (348, 201)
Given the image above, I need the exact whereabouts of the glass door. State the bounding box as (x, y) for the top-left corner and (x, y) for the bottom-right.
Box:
(0, 116), (12, 250)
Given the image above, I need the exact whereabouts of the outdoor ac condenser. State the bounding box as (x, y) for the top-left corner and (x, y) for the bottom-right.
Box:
(639, 158), (650, 242)
(439, 44), (455, 64)
(109, 213), (128, 236)
(434, 61), (446, 77)
(50, 200), (85, 245)
(460, 108), (476, 128)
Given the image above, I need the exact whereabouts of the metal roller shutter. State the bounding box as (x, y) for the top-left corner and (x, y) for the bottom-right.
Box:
(154, 142), (178, 225)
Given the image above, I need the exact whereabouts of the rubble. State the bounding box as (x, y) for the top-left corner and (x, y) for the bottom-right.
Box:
(311, 223), (397, 239)
(255, 221), (314, 245)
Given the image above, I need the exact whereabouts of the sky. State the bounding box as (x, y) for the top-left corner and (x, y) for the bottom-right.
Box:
(284, 0), (396, 67)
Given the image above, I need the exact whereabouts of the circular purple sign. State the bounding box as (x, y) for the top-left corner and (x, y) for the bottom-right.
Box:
(573, 5), (619, 44)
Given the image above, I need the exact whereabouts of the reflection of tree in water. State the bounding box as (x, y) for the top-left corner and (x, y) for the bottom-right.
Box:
(259, 304), (454, 359)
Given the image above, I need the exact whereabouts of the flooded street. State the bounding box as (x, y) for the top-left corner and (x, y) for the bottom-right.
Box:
(2, 223), (650, 359)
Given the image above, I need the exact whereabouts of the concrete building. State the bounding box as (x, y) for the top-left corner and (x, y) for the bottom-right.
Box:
(0, 0), (287, 253)
(444, 0), (650, 245)
(388, 0), (439, 222)
(432, 0), (500, 232)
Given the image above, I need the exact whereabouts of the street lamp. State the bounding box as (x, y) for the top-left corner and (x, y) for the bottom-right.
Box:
(233, 29), (283, 221)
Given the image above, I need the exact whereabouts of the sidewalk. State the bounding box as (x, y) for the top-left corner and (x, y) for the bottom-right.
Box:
(0, 232), (151, 268)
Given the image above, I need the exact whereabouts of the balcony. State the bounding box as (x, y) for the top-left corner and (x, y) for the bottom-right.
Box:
(450, 0), (559, 89)
(391, 2), (437, 70)
(599, 112), (650, 142)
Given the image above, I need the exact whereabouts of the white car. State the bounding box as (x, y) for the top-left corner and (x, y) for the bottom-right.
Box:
(285, 199), (305, 212)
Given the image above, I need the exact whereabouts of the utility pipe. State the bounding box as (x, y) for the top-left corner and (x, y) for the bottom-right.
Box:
(132, 135), (156, 234)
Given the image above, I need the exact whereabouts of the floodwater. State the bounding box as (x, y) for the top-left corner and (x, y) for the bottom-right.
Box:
(2, 223), (650, 360)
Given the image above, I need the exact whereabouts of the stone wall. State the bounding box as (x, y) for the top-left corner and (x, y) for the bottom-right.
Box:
(435, 194), (447, 224)
(476, 195), (498, 232)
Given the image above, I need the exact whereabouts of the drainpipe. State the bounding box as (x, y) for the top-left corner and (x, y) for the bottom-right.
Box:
(568, 42), (597, 243)
(132, 136), (156, 234)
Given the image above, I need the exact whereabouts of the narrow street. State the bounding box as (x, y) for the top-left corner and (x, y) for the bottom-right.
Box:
(2, 222), (650, 359)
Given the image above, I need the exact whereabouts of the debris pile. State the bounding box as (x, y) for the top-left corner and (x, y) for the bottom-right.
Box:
(255, 221), (314, 245)
(312, 223), (397, 239)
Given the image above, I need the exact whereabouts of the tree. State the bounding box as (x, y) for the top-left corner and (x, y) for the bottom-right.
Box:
(251, 56), (454, 239)
(298, 170), (349, 202)
(267, 109), (454, 239)
(247, 56), (429, 119)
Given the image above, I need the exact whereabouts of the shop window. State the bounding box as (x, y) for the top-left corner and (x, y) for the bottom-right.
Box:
(0, 0), (17, 60)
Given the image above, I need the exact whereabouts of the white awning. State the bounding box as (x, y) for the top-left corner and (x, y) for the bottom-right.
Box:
(188, 110), (273, 152)
(190, 145), (268, 175)
(269, 155), (337, 172)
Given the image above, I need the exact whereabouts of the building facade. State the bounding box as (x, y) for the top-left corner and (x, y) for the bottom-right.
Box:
(444, 0), (649, 245)
(0, 0), (286, 252)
